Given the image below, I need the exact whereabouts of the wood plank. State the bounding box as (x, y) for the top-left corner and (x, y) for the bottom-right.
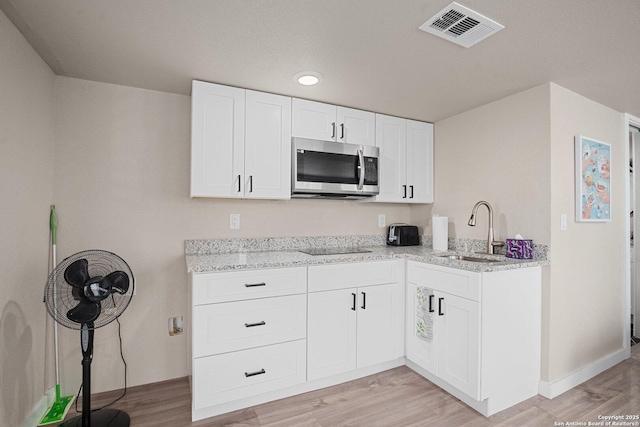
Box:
(62, 345), (640, 426)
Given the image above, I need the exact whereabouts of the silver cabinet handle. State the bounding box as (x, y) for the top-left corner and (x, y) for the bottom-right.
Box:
(357, 148), (365, 190)
(361, 292), (366, 309)
(410, 185), (414, 199)
(340, 123), (345, 140)
(331, 122), (336, 139)
(244, 321), (266, 328)
(245, 369), (266, 377)
(249, 175), (253, 193)
(237, 174), (241, 193)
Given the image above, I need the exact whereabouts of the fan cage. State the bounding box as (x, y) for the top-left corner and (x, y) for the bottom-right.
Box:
(44, 249), (134, 330)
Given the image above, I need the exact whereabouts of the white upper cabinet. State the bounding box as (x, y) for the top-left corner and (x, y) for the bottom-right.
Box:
(374, 114), (433, 203)
(336, 106), (376, 146)
(245, 90), (292, 199)
(191, 81), (245, 198)
(406, 120), (434, 203)
(374, 114), (406, 203)
(292, 98), (375, 146)
(191, 81), (291, 200)
(291, 98), (335, 141)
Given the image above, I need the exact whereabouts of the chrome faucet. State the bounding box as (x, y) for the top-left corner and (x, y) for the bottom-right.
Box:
(467, 201), (504, 254)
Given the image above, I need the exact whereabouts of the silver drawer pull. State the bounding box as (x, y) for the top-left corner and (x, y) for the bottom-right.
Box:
(244, 321), (266, 328)
(244, 282), (266, 288)
(244, 369), (266, 378)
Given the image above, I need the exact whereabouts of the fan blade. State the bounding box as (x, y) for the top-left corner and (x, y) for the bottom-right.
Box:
(64, 258), (89, 288)
(104, 271), (129, 294)
(67, 300), (101, 324)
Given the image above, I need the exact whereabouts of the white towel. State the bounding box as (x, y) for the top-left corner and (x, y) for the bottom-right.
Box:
(416, 286), (433, 342)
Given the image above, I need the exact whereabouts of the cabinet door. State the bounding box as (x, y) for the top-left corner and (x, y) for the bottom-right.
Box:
(406, 120), (434, 203)
(191, 81), (244, 198)
(307, 288), (357, 380)
(292, 98), (337, 141)
(374, 114), (407, 203)
(245, 90), (292, 199)
(405, 283), (438, 375)
(336, 106), (376, 146)
(436, 292), (481, 399)
(356, 283), (403, 368)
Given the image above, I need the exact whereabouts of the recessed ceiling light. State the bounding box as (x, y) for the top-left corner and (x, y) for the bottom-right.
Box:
(294, 71), (323, 86)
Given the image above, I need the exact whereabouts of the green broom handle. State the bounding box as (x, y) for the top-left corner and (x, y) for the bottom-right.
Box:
(50, 205), (57, 245)
(49, 205), (61, 398)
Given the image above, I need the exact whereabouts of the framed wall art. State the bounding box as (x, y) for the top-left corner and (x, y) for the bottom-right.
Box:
(575, 135), (611, 222)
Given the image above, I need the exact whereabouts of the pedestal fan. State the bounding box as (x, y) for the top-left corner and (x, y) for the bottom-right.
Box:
(43, 250), (134, 427)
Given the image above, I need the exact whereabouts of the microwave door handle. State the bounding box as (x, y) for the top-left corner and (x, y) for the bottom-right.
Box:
(357, 148), (365, 190)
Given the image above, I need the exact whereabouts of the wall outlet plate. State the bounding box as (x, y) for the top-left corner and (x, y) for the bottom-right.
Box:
(230, 213), (240, 229)
(378, 214), (386, 228)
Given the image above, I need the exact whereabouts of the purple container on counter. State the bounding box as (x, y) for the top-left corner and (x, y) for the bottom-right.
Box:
(505, 239), (533, 259)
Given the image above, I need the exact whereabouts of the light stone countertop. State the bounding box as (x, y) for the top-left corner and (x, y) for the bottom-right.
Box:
(185, 244), (549, 274)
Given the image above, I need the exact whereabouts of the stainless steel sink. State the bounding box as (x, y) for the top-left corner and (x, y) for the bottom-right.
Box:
(437, 254), (501, 263)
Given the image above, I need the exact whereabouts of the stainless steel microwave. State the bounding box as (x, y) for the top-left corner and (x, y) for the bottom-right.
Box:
(291, 137), (379, 199)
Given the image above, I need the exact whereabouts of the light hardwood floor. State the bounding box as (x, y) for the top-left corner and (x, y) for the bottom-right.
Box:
(64, 345), (640, 426)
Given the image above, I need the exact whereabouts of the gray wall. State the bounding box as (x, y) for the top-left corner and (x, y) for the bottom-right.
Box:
(0, 9), (55, 426)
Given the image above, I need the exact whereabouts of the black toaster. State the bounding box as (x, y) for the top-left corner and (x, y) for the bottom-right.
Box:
(387, 224), (420, 246)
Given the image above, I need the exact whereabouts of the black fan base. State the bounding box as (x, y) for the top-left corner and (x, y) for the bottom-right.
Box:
(58, 409), (130, 427)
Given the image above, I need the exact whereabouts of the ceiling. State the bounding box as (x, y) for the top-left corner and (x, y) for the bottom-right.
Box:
(2, 0), (639, 122)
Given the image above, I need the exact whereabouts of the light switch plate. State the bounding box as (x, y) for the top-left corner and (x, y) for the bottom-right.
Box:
(560, 214), (567, 231)
(378, 214), (386, 228)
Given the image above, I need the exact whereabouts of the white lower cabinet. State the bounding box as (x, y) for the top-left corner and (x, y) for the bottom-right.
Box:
(189, 267), (308, 420)
(193, 340), (306, 410)
(406, 283), (481, 399)
(307, 288), (357, 380)
(307, 260), (404, 381)
(192, 293), (307, 357)
(435, 291), (481, 398)
(405, 261), (541, 416)
(189, 259), (541, 421)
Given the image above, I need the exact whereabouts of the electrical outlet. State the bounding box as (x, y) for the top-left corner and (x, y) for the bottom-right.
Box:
(378, 214), (386, 228)
(168, 316), (183, 336)
(230, 214), (240, 230)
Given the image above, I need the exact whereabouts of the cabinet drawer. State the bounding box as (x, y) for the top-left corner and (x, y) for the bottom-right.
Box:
(308, 260), (401, 292)
(193, 340), (306, 410)
(192, 267), (307, 304)
(407, 261), (481, 301)
(193, 294), (306, 357)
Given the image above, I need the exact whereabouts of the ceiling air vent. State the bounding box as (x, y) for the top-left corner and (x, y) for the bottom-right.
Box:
(419, 2), (504, 48)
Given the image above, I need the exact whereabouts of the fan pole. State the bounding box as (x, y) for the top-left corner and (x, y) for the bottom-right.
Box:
(81, 324), (94, 427)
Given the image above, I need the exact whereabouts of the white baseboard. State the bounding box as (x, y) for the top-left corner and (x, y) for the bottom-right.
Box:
(538, 348), (629, 399)
(23, 388), (55, 427)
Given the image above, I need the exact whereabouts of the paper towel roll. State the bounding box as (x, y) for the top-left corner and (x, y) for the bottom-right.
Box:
(432, 216), (448, 251)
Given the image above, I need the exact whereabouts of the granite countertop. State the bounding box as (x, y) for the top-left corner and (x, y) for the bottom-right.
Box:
(185, 241), (549, 274)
